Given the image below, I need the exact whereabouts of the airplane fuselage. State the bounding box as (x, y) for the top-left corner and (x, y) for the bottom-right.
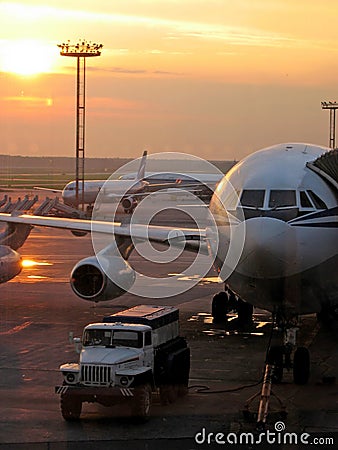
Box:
(209, 143), (338, 317)
(62, 173), (222, 207)
(62, 180), (104, 207)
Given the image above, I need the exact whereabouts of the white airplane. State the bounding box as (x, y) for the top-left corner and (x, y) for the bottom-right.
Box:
(34, 151), (148, 210)
(36, 151), (222, 212)
(1, 143), (337, 385)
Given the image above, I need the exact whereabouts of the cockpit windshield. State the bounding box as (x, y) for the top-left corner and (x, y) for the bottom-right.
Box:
(307, 190), (327, 209)
(237, 188), (327, 221)
(240, 190), (265, 208)
(83, 329), (143, 348)
(268, 190), (296, 209)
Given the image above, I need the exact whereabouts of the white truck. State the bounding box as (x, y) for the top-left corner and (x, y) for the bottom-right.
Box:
(55, 305), (190, 421)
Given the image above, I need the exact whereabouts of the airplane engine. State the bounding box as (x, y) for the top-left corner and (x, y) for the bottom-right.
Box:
(0, 245), (22, 283)
(71, 230), (88, 237)
(121, 196), (137, 213)
(70, 255), (136, 302)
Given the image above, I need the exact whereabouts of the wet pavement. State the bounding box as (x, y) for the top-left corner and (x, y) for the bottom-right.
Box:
(0, 192), (337, 449)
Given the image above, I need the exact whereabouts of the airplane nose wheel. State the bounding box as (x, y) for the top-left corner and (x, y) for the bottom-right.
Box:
(267, 345), (284, 384)
(293, 346), (310, 385)
(267, 319), (310, 385)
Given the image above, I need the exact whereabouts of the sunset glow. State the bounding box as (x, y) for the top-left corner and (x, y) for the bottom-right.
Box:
(1, 1), (338, 159)
(0, 39), (57, 76)
(21, 259), (53, 268)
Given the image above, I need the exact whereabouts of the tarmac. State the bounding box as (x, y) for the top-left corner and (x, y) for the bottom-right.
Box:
(0, 190), (337, 449)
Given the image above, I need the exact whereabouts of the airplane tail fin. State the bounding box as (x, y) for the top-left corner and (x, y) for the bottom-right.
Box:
(136, 150), (147, 180)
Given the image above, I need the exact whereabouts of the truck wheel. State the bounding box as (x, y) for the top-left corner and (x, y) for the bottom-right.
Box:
(177, 383), (189, 397)
(160, 384), (177, 404)
(60, 395), (82, 421)
(159, 385), (170, 405)
(132, 384), (151, 422)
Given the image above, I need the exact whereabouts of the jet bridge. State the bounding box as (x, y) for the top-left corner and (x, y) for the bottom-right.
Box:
(306, 148), (338, 190)
(0, 194), (86, 218)
(0, 195), (39, 213)
(0, 194), (88, 249)
(33, 197), (86, 218)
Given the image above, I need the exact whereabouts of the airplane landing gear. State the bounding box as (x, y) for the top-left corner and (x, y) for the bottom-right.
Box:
(211, 288), (253, 325)
(244, 313), (310, 428)
(86, 204), (93, 218)
(293, 346), (310, 385)
(211, 291), (228, 323)
(267, 315), (310, 385)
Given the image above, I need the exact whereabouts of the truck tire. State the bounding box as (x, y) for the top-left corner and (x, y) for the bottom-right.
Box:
(159, 384), (178, 405)
(132, 383), (151, 422)
(60, 394), (82, 421)
(177, 382), (188, 397)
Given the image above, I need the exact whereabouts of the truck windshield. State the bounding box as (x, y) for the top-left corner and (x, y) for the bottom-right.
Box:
(83, 329), (143, 348)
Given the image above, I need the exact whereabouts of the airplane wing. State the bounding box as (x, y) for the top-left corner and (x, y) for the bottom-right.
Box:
(0, 213), (208, 254)
(104, 183), (213, 203)
(33, 186), (63, 193)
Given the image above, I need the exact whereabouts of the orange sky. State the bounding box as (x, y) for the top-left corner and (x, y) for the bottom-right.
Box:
(1, 1), (338, 160)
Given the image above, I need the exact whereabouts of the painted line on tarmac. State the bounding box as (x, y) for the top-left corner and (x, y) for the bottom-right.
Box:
(0, 321), (32, 335)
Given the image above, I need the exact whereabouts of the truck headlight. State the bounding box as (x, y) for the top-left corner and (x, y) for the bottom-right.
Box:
(63, 371), (79, 385)
(117, 375), (134, 387)
(120, 376), (129, 386)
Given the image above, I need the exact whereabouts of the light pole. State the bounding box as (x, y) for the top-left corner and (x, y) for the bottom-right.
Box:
(321, 101), (338, 149)
(58, 40), (103, 210)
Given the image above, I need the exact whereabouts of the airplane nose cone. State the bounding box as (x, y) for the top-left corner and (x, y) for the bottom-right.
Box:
(236, 217), (297, 279)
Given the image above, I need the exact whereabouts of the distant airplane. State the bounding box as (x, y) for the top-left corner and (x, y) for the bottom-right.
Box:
(35, 151), (222, 213)
(1, 143), (337, 387)
(34, 151), (147, 211)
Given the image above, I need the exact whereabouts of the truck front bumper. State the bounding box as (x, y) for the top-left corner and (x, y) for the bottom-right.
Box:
(55, 385), (134, 398)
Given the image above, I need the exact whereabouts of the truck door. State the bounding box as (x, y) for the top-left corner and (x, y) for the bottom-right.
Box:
(143, 331), (154, 370)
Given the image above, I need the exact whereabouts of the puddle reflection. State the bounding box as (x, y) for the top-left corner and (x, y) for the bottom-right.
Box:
(188, 312), (272, 337)
(21, 259), (53, 268)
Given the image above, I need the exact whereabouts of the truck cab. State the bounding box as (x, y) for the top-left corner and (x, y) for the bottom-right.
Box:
(78, 323), (154, 388)
(56, 305), (190, 421)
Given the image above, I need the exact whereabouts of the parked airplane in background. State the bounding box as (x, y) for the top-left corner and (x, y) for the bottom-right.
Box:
(36, 150), (222, 212)
(34, 151), (148, 211)
(2, 143), (337, 385)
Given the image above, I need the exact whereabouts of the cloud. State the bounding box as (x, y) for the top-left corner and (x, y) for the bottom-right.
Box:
(4, 95), (53, 106)
(87, 66), (184, 76)
(0, 1), (316, 51)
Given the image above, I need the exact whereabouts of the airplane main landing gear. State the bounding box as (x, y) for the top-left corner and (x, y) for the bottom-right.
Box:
(211, 291), (229, 323)
(211, 288), (253, 325)
(267, 316), (310, 385)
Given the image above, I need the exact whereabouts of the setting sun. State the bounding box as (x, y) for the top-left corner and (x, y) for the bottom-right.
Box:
(0, 39), (57, 76)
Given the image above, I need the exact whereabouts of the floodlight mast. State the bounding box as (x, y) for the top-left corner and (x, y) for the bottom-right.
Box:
(321, 101), (338, 149)
(58, 40), (103, 210)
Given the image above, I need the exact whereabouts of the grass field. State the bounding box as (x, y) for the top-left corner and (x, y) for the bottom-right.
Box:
(0, 172), (110, 189)
(0, 157), (233, 190)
